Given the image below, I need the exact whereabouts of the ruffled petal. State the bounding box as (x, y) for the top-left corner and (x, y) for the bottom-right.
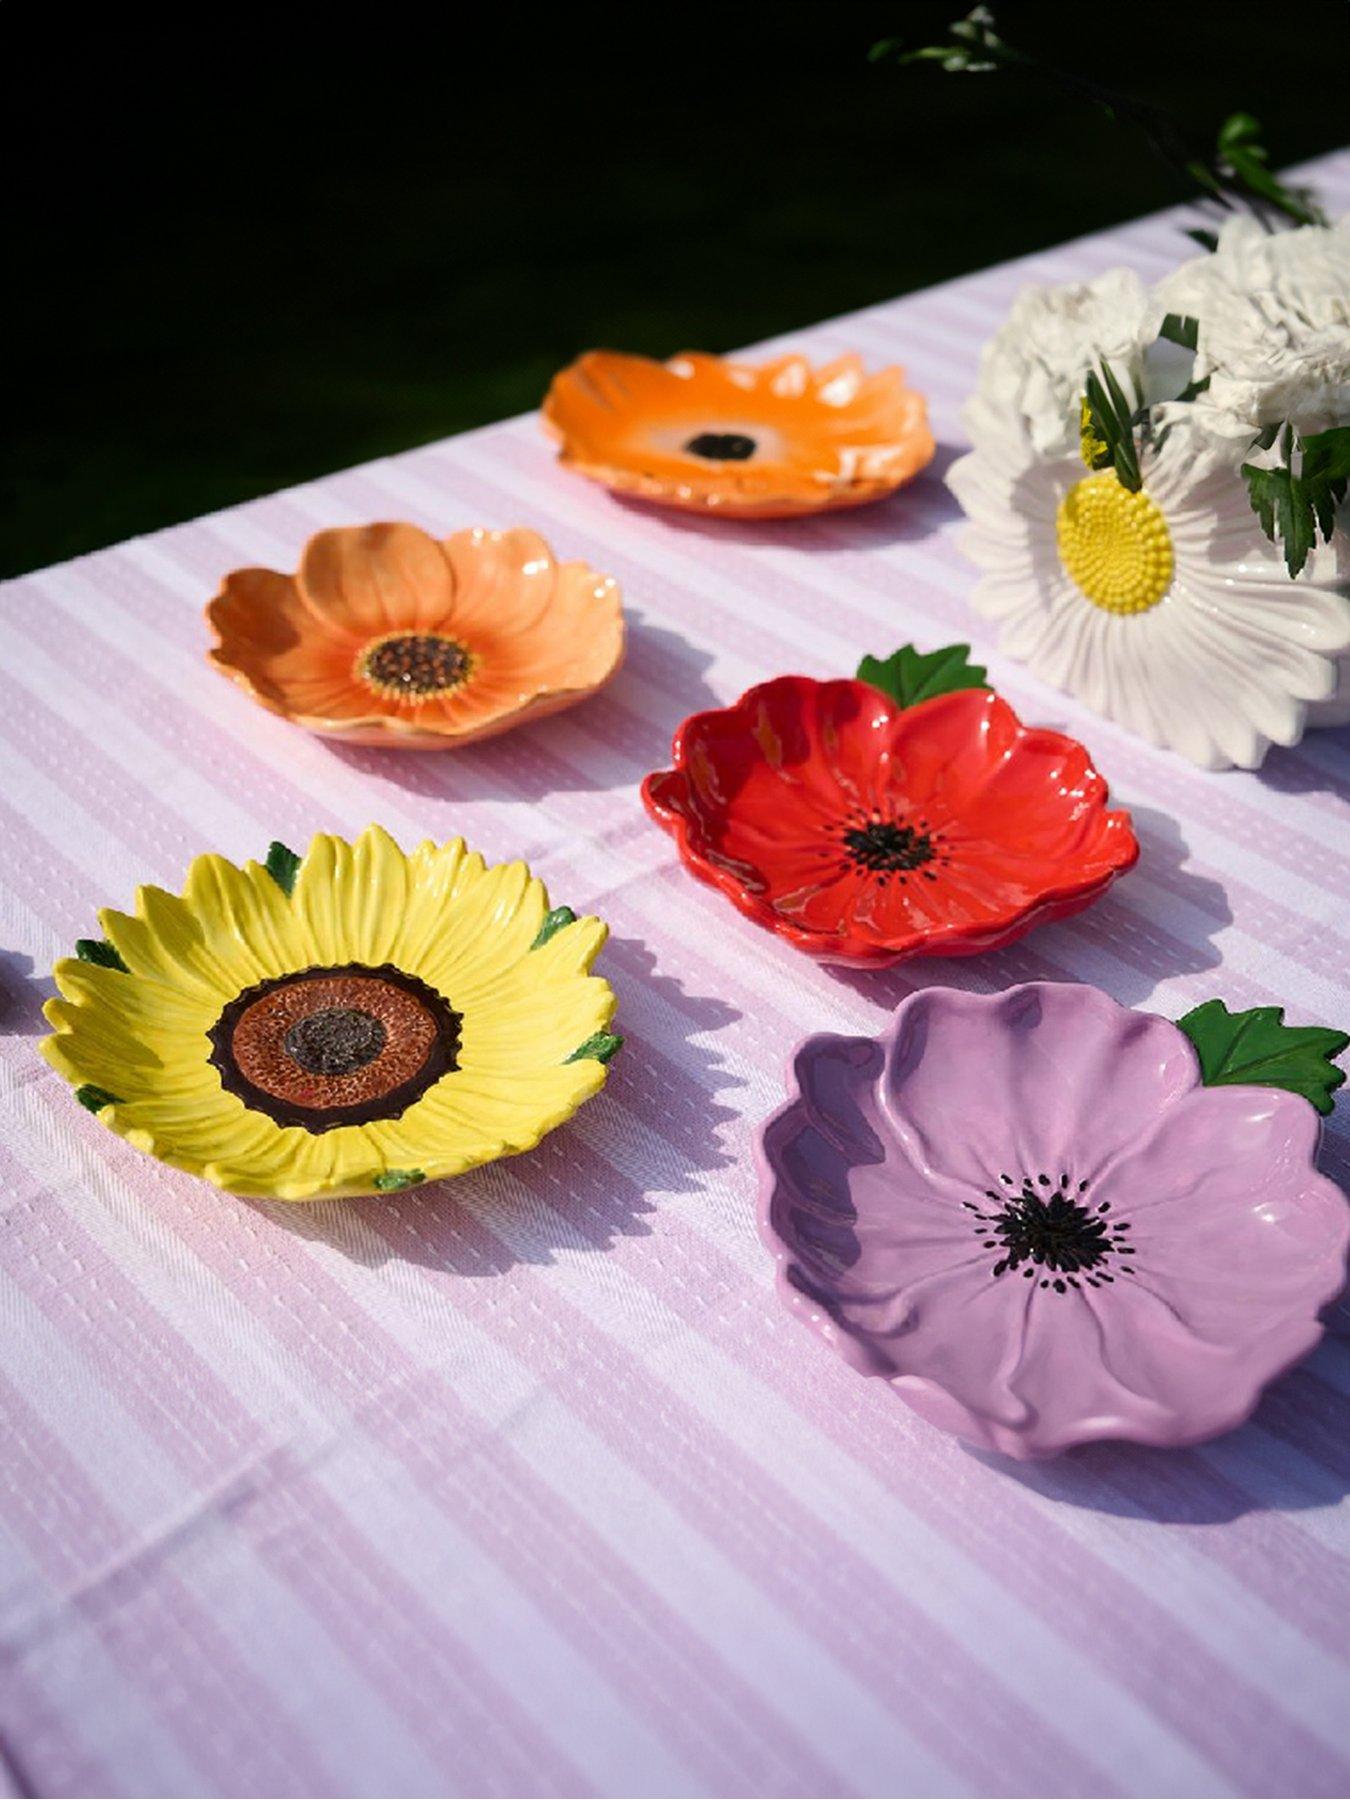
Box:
(298, 523), (457, 637)
(878, 985), (1198, 1194)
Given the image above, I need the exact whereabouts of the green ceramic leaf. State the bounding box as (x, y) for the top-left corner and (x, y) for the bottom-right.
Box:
(1177, 1000), (1348, 1116)
(76, 938), (129, 972)
(373, 1168), (425, 1191)
(856, 642), (988, 710)
(265, 840), (301, 897)
(76, 1084), (123, 1113)
(532, 906), (577, 950)
(566, 1032), (624, 1065)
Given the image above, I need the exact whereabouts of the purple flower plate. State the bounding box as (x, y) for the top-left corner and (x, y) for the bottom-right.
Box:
(756, 983), (1349, 1460)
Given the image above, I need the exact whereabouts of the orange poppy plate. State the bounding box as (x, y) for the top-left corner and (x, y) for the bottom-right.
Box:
(207, 523), (625, 749)
(542, 350), (935, 518)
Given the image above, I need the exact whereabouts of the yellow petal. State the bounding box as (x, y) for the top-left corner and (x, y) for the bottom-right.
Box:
(386, 838), (472, 975)
(369, 1060), (606, 1177)
(461, 976), (615, 1073)
(290, 825), (415, 968)
(183, 854), (311, 984)
(103, 884), (243, 1003)
(414, 859), (549, 1002)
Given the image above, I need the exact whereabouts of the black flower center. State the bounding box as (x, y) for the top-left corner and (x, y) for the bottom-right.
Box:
(842, 816), (939, 875)
(964, 1172), (1136, 1293)
(284, 1007), (387, 1076)
(684, 431), (757, 462)
(361, 634), (471, 699)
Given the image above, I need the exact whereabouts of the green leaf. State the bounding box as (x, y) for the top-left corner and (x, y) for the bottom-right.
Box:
(1240, 425), (1346, 578)
(1184, 227), (1219, 252)
(869, 7), (1005, 72)
(856, 642), (988, 710)
(1299, 427), (1350, 540)
(76, 1084), (123, 1113)
(1083, 365), (1142, 492)
(1174, 374), (1211, 404)
(1242, 463), (1316, 576)
(1217, 111), (1262, 154)
(76, 938), (129, 972)
(1159, 312), (1199, 351)
(373, 1168), (425, 1191)
(531, 906), (577, 950)
(1213, 113), (1326, 227)
(1177, 1000), (1348, 1116)
(265, 840), (301, 896)
(566, 1032), (623, 1065)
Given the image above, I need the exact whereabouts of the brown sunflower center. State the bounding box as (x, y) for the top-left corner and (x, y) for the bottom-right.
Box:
(359, 633), (472, 701)
(208, 963), (462, 1132)
(684, 431), (757, 462)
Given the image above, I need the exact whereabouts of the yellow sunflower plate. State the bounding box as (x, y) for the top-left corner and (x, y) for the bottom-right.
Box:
(41, 826), (621, 1200)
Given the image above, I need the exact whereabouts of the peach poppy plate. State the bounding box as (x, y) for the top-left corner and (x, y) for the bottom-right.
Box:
(208, 523), (625, 748)
(542, 350), (935, 518)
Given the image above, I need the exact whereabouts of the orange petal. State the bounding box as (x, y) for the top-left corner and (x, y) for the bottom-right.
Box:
(298, 523), (456, 637)
(440, 527), (560, 640)
(483, 564), (623, 694)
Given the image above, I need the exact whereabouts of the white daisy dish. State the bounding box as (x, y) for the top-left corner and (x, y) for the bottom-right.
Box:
(947, 412), (1350, 770)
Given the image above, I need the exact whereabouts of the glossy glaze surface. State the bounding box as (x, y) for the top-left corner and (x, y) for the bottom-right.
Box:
(643, 679), (1138, 966)
(208, 523), (624, 748)
(42, 826), (619, 1200)
(543, 350), (934, 517)
(758, 983), (1350, 1459)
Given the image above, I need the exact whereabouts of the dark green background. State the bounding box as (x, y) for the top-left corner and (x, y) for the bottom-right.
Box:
(6, 3), (1347, 577)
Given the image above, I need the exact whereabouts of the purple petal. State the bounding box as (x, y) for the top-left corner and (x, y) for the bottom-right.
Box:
(878, 984), (1198, 1193)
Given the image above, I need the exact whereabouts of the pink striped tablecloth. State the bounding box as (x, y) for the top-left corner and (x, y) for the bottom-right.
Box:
(2, 155), (1348, 1800)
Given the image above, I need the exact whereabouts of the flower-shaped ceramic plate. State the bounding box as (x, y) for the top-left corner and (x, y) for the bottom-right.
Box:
(643, 643), (1138, 967)
(208, 523), (624, 748)
(41, 826), (622, 1200)
(758, 983), (1349, 1458)
(542, 350), (934, 517)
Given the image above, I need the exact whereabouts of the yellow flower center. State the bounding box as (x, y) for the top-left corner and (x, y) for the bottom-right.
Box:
(1078, 397), (1111, 471)
(1056, 472), (1173, 616)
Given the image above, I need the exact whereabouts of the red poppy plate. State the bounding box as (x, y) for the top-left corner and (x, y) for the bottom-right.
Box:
(642, 644), (1139, 968)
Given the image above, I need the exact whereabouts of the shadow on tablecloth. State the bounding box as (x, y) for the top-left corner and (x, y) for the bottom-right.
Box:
(0, 949), (52, 1038)
(255, 933), (742, 1280)
(972, 1337), (1350, 1523)
(604, 445), (963, 557)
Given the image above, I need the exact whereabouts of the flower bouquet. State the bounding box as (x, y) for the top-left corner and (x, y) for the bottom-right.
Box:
(877, 9), (1349, 769)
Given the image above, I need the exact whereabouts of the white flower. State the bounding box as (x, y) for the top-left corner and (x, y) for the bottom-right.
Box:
(946, 412), (1350, 770)
(964, 268), (1158, 458)
(1158, 215), (1350, 437)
